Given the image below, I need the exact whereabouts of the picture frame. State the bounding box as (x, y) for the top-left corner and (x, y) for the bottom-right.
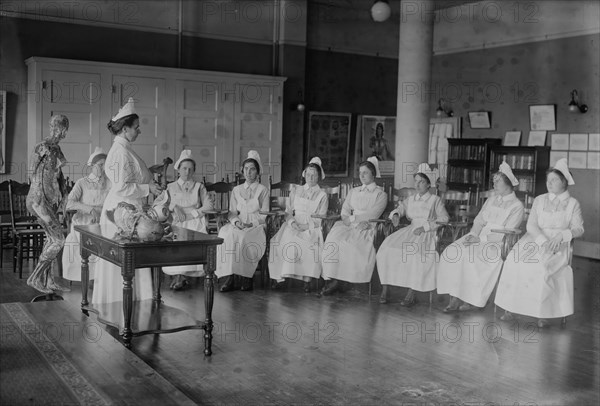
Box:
(529, 104), (556, 131)
(358, 115), (396, 176)
(589, 133), (600, 151)
(551, 133), (569, 150)
(528, 130), (547, 146)
(0, 90), (5, 174)
(503, 131), (521, 146)
(568, 151), (587, 169)
(587, 152), (600, 170)
(468, 111), (491, 129)
(307, 112), (352, 177)
(550, 151), (569, 167)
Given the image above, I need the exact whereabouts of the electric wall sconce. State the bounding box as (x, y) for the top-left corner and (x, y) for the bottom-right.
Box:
(436, 98), (453, 117)
(568, 89), (588, 113)
(293, 91), (305, 112)
(371, 0), (391, 22)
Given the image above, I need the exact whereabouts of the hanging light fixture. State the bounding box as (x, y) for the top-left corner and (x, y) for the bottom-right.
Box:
(568, 89), (588, 113)
(371, 0), (391, 22)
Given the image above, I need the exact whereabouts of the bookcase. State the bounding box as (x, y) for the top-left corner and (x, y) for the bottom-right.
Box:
(446, 138), (502, 194)
(489, 146), (550, 204)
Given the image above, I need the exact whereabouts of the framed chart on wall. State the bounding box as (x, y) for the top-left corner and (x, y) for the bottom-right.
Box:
(308, 112), (351, 176)
(0, 90), (5, 173)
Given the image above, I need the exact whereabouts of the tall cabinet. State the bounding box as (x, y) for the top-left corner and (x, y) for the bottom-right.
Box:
(446, 138), (502, 194)
(27, 57), (286, 184)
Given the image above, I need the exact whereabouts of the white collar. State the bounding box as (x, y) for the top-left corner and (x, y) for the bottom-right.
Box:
(177, 178), (194, 187)
(415, 191), (430, 201)
(360, 183), (377, 192)
(548, 191), (570, 202)
(114, 136), (131, 148)
(303, 183), (320, 192)
(244, 181), (257, 190)
(497, 192), (516, 202)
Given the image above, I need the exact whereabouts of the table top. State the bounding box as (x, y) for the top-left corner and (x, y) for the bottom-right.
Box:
(75, 224), (223, 247)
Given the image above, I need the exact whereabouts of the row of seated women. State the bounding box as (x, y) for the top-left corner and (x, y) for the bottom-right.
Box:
(61, 98), (583, 329)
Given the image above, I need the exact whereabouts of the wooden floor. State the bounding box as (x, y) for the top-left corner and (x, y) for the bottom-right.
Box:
(1, 254), (599, 405)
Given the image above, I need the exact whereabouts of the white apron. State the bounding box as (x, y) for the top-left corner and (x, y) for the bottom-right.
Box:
(322, 191), (380, 283)
(162, 182), (206, 277)
(495, 200), (576, 318)
(92, 139), (153, 304)
(437, 204), (510, 307)
(377, 197), (439, 291)
(215, 193), (266, 278)
(269, 195), (323, 282)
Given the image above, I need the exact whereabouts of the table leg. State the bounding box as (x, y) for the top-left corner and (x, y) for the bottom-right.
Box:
(203, 245), (216, 356)
(152, 266), (162, 302)
(81, 251), (90, 314)
(122, 251), (135, 349)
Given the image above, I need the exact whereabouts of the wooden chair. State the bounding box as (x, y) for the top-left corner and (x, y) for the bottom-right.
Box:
(203, 177), (236, 235)
(436, 190), (474, 254)
(0, 180), (11, 264)
(311, 180), (342, 241)
(8, 180), (45, 279)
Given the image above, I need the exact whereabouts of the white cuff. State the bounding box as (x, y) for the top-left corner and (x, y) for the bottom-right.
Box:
(561, 229), (572, 243)
(423, 222), (431, 232)
(349, 215), (356, 223)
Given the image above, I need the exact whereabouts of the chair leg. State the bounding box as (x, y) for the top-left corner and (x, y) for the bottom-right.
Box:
(561, 316), (567, 327)
(429, 291), (433, 304)
(18, 237), (24, 279)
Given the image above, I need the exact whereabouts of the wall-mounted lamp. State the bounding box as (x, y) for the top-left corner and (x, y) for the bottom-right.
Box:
(436, 98), (453, 117)
(371, 0), (391, 22)
(293, 91), (305, 112)
(568, 89), (588, 113)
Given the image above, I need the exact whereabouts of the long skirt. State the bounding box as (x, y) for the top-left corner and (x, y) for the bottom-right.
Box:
(437, 235), (504, 307)
(321, 222), (376, 283)
(269, 223), (323, 282)
(376, 225), (439, 291)
(215, 224), (266, 278)
(495, 235), (573, 318)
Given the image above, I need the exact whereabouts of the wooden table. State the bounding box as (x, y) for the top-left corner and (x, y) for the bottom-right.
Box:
(75, 224), (223, 354)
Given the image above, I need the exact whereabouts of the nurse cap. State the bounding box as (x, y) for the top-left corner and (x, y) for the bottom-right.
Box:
(174, 149), (195, 170)
(553, 158), (575, 185)
(111, 97), (137, 122)
(498, 161), (519, 186)
(366, 156), (381, 178)
(303, 157), (326, 180)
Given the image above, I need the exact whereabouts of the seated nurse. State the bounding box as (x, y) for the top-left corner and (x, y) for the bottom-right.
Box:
(437, 161), (524, 312)
(320, 157), (387, 296)
(376, 163), (449, 306)
(495, 158), (584, 328)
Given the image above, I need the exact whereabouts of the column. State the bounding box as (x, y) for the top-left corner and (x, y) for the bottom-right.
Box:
(394, 0), (435, 188)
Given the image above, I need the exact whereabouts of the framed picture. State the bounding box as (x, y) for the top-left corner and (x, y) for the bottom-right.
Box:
(568, 151), (587, 169)
(589, 133), (600, 151)
(358, 115), (396, 176)
(468, 111), (491, 129)
(504, 131), (521, 146)
(0, 90), (5, 174)
(528, 130), (547, 146)
(308, 112), (352, 176)
(529, 104), (556, 131)
(587, 152), (600, 170)
(550, 150), (569, 167)
(551, 133), (569, 150)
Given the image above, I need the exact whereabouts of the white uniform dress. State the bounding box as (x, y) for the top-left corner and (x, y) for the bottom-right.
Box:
(495, 191), (584, 318)
(91, 136), (154, 304)
(376, 192), (449, 292)
(321, 183), (387, 283)
(162, 179), (213, 277)
(62, 175), (111, 281)
(215, 181), (269, 278)
(269, 184), (328, 282)
(437, 192), (524, 307)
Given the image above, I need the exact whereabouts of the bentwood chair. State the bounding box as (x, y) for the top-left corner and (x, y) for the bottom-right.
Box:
(8, 180), (45, 278)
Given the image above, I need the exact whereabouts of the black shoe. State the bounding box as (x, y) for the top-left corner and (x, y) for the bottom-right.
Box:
(321, 280), (339, 296)
(399, 290), (417, 307)
(240, 277), (253, 291)
(303, 282), (311, 293)
(273, 280), (286, 290)
(220, 276), (235, 292)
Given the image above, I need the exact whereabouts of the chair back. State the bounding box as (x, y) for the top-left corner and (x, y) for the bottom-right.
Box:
(8, 180), (36, 231)
(396, 187), (416, 203)
(441, 189), (472, 221)
(268, 175), (295, 212)
(0, 180), (10, 216)
(322, 181), (342, 215)
(204, 177), (236, 212)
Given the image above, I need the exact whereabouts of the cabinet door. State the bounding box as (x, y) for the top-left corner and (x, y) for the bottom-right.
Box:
(111, 75), (167, 166)
(175, 80), (234, 183)
(233, 82), (282, 184)
(41, 70), (101, 180)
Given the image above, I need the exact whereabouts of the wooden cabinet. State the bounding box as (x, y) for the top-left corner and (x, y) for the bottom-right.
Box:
(489, 146), (550, 203)
(446, 138), (501, 194)
(27, 57), (286, 184)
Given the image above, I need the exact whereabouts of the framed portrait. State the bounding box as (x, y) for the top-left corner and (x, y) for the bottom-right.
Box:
(529, 104), (556, 131)
(307, 112), (352, 177)
(0, 90), (5, 173)
(527, 130), (547, 146)
(468, 111), (491, 129)
(358, 115), (396, 176)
